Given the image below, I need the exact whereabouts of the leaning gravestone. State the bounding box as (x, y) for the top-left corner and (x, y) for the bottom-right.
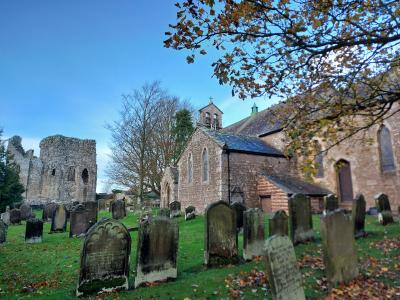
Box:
(25, 218), (43, 243)
(50, 205), (67, 233)
(158, 208), (171, 218)
(231, 202), (246, 231)
(323, 194), (339, 214)
(42, 202), (58, 222)
(374, 193), (394, 225)
(243, 208), (264, 260)
(269, 210), (289, 237)
(204, 201), (239, 266)
(288, 194), (314, 244)
(264, 235), (305, 300)
(82, 201), (98, 226)
(76, 218), (131, 297)
(352, 194), (367, 238)
(111, 199), (126, 220)
(70, 205), (91, 238)
(185, 206), (196, 220)
(135, 216), (179, 288)
(321, 210), (359, 287)
(1, 206), (10, 226)
(0, 220), (6, 244)
(169, 201), (181, 218)
(10, 209), (21, 225)
(20, 204), (33, 220)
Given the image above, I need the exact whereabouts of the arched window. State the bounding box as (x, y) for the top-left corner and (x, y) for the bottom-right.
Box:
(67, 166), (75, 182)
(188, 153), (193, 183)
(378, 125), (396, 172)
(314, 141), (324, 178)
(202, 148), (209, 182)
(82, 168), (89, 185)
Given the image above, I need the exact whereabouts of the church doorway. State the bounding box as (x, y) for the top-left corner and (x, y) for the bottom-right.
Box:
(260, 195), (272, 213)
(335, 160), (353, 202)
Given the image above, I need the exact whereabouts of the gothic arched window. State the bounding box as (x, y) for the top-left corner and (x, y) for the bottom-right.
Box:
(188, 153), (193, 183)
(378, 125), (396, 172)
(82, 168), (89, 185)
(314, 141), (324, 178)
(202, 148), (209, 182)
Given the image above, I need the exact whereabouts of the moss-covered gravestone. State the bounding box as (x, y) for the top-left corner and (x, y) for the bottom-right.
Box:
(25, 218), (43, 243)
(374, 193), (394, 225)
(70, 205), (91, 238)
(352, 194), (367, 238)
(321, 210), (359, 288)
(50, 205), (67, 233)
(264, 235), (305, 300)
(269, 210), (289, 237)
(288, 194), (314, 244)
(82, 201), (98, 226)
(243, 208), (264, 260)
(231, 202), (246, 231)
(135, 216), (179, 288)
(111, 199), (126, 220)
(76, 218), (131, 297)
(204, 201), (239, 266)
(158, 208), (171, 218)
(185, 206), (196, 221)
(169, 201), (181, 218)
(0, 220), (6, 244)
(20, 204), (33, 221)
(323, 194), (338, 214)
(42, 202), (57, 222)
(10, 209), (21, 225)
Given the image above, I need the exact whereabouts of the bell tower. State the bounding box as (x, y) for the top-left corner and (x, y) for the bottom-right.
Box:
(198, 97), (223, 130)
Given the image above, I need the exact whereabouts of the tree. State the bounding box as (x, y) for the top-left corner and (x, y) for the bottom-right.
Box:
(0, 131), (25, 212)
(173, 109), (194, 161)
(164, 0), (400, 155)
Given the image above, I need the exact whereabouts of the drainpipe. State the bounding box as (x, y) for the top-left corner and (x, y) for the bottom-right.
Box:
(226, 147), (231, 204)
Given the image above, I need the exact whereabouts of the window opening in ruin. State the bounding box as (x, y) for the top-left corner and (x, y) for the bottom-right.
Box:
(82, 168), (89, 184)
(67, 166), (75, 181)
(378, 125), (396, 172)
(202, 148), (209, 182)
(51, 169), (56, 176)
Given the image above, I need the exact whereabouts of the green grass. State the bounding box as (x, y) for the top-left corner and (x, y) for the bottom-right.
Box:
(0, 210), (399, 299)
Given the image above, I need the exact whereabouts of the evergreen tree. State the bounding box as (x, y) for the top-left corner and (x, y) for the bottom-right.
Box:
(173, 109), (194, 161)
(0, 131), (25, 212)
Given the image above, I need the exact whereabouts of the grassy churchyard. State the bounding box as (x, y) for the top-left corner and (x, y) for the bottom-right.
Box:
(0, 209), (399, 300)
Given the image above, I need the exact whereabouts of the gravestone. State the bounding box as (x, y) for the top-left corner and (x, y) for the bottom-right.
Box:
(20, 204), (33, 220)
(65, 201), (80, 219)
(288, 194), (314, 244)
(264, 235), (305, 300)
(82, 201), (98, 226)
(169, 201), (181, 218)
(70, 205), (91, 238)
(323, 194), (339, 214)
(50, 205), (67, 233)
(204, 201), (239, 266)
(374, 193), (394, 225)
(10, 209), (21, 225)
(352, 194), (367, 238)
(0, 220), (6, 244)
(76, 218), (131, 297)
(185, 206), (196, 221)
(111, 199), (126, 220)
(231, 202), (246, 231)
(243, 208), (264, 260)
(1, 206), (10, 226)
(42, 202), (58, 222)
(135, 216), (179, 288)
(320, 210), (359, 287)
(269, 210), (289, 237)
(158, 208), (171, 218)
(25, 218), (43, 243)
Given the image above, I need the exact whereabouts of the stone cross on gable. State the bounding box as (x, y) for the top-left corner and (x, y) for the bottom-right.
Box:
(209, 96), (213, 104)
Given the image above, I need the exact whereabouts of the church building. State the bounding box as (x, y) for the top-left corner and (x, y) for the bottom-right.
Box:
(161, 100), (400, 213)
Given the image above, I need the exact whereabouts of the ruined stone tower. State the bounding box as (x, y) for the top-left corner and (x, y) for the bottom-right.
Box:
(8, 135), (97, 205)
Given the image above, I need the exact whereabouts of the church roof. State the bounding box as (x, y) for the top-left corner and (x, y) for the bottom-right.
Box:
(203, 128), (285, 157)
(262, 173), (331, 196)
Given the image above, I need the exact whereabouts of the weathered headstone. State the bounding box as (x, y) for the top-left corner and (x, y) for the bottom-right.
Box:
(42, 202), (58, 222)
(1, 207), (10, 226)
(320, 210), (359, 287)
(231, 202), (246, 231)
(158, 208), (171, 218)
(243, 208), (264, 260)
(352, 194), (367, 238)
(374, 193), (394, 225)
(323, 194), (339, 214)
(20, 204), (33, 220)
(204, 201), (239, 266)
(50, 205), (67, 233)
(70, 205), (91, 238)
(185, 206), (196, 221)
(76, 218), (131, 297)
(10, 208), (21, 225)
(288, 194), (314, 244)
(135, 216), (179, 288)
(111, 199), (126, 220)
(269, 210), (289, 237)
(82, 201), (98, 226)
(25, 218), (43, 243)
(65, 201), (80, 219)
(264, 235), (305, 300)
(169, 201), (181, 218)
(0, 220), (6, 244)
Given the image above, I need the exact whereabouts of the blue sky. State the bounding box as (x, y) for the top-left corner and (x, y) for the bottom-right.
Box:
(0, 1), (278, 192)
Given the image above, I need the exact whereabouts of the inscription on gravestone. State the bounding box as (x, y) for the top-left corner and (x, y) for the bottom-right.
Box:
(243, 208), (264, 260)
(76, 218), (131, 297)
(264, 235), (305, 300)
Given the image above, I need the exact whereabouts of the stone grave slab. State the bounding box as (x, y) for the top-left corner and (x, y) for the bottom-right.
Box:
(169, 201), (181, 218)
(25, 218), (43, 243)
(374, 193), (394, 225)
(231, 202), (246, 231)
(50, 205), (67, 233)
(352, 194), (367, 238)
(70, 205), (91, 238)
(269, 210), (289, 237)
(288, 194), (314, 244)
(10, 209), (21, 225)
(243, 208), (265, 260)
(42, 202), (58, 222)
(20, 204), (33, 220)
(111, 199), (126, 220)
